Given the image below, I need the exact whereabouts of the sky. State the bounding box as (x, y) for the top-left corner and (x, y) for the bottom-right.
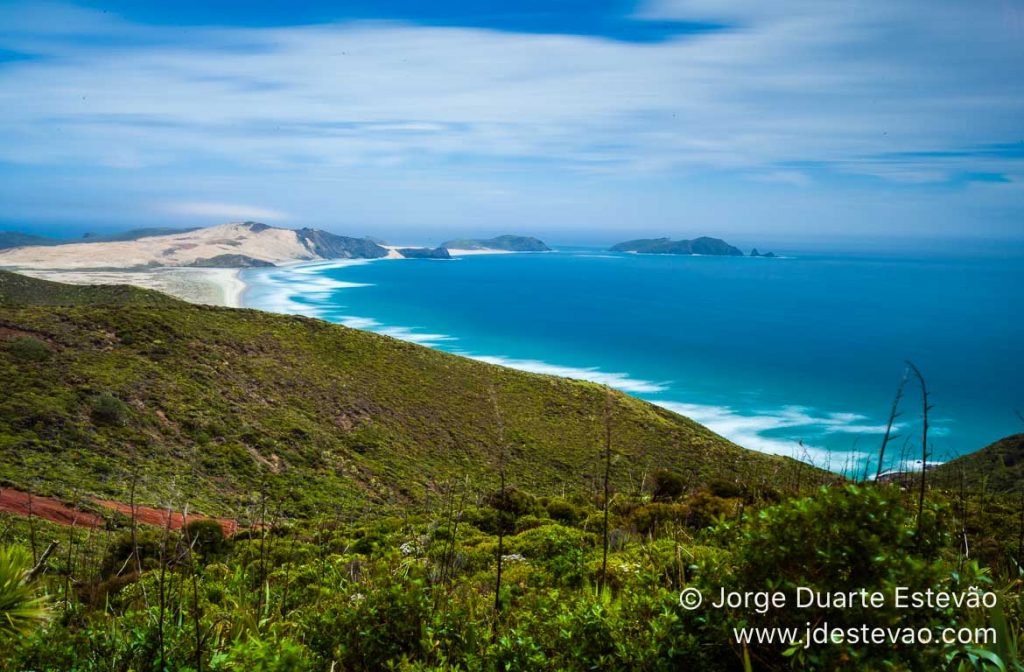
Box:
(0, 0), (1022, 246)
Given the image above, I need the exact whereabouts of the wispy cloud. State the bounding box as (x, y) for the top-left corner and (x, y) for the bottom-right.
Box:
(0, 1), (1020, 235)
(165, 201), (289, 221)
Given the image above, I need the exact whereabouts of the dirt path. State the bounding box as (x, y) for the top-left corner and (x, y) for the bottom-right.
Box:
(0, 489), (103, 527)
(0, 487), (238, 535)
(92, 498), (238, 536)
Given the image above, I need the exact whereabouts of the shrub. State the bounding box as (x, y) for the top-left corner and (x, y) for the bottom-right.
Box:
(98, 529), (168, 578)
(514, 514), (547, 533)
(210, 635), (312, 671)
(511, 524), (593, 586)
(728, 485), (952, 670)
(90, 392), (130, 427)
(651, 469), (686, 501)
(305, 572), (430, 670)
(684, 492), (736, 529)
(546, 498), (583, 525)
(631, 503), (688, 535)
(487, 486), (542, 517)
(5, 337), (51, 363)
(707, 478), (744, 499)
(185, 519), (230, 561)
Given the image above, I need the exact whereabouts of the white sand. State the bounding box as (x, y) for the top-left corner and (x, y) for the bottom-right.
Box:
(384, 244), (516, 257)
(444, 248), (515, 256)
(0, 223), (313, 270)
(1, 225), (533, 307)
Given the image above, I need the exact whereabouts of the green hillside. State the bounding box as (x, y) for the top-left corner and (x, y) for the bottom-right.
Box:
(0, 271), (803, 516)
(0, 270), (181, 307)
(2, 271), (1021, 672)
(931, 433), (1024, 493)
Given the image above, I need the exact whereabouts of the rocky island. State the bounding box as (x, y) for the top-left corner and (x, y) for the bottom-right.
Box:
(610, 236), (744, 256)
(396, 246), (452, 259)
(441, 235), (550, 252)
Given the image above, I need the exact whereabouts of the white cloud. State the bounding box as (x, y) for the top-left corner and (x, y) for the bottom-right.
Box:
(165, 201), (289, 221)
(0, 1), (1020, 235)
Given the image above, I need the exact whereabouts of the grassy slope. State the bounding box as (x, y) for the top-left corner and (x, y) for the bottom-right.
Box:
(931, 433), (1024, 493)
(0, 271), (807, 517)
(0, 270), (181, 307)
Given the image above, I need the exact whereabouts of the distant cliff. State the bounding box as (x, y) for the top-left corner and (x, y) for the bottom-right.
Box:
(295, 227), (389, 260)
(441, 235), (550, 252)
(610, 237), (744, 256)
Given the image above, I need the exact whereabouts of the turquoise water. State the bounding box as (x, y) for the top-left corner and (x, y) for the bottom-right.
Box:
(242, 248), (1023, 472)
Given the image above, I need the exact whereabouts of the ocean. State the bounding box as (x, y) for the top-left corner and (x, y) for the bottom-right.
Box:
(241, 247), (1023, 473)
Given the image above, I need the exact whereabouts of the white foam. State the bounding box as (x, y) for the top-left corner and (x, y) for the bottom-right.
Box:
(654, 400), (875, 468)
(466, 355), (668, 394)
(378, 326), (455, 346)
(247, 262), (373, 318)
(331, 315), (456, 346)
(242, 259), (893, 472)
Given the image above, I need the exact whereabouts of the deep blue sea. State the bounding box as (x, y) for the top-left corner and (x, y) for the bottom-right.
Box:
(241, 248), (1023, 473)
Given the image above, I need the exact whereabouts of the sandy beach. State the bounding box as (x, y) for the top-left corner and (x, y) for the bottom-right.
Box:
(384, 245), (516, 257)
(444, 248), (515, 256)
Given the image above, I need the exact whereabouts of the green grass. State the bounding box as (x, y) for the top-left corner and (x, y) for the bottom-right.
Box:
(932, 433), (1024, 494)
(1, 272), (1022, 671)
(0, 270), (181, 307)
(0, 271), (810, 517)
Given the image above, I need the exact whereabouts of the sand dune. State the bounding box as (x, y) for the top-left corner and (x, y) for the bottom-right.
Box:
(0, 222), (314, 270)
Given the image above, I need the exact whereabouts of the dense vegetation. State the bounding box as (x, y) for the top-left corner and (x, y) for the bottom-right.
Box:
(0, 272), (1021, 671)
(0, 271), (804, 515)
(0, 270), (182, 307)
(933, 434), (1024, 494)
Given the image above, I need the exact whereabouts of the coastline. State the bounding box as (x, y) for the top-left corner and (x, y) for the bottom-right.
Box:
(445, 248), (516, 256)
(200, 268), (246, 307)
(234, 249), (1012, 471)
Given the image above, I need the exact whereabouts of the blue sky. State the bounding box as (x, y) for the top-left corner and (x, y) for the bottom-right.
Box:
(0, 0), (1022, 246)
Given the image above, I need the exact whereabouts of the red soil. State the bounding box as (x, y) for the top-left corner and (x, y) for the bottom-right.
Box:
(0, 487), (238, 536)
(0, 488), (103, 528)
(92, 499), (238, 536)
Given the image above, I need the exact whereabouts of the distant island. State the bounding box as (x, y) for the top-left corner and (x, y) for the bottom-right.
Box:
(441, 235), (550, 252)
(396, 246), (451, 259)
(0, 231), (60, 250)
(610, 236), (776, 257)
